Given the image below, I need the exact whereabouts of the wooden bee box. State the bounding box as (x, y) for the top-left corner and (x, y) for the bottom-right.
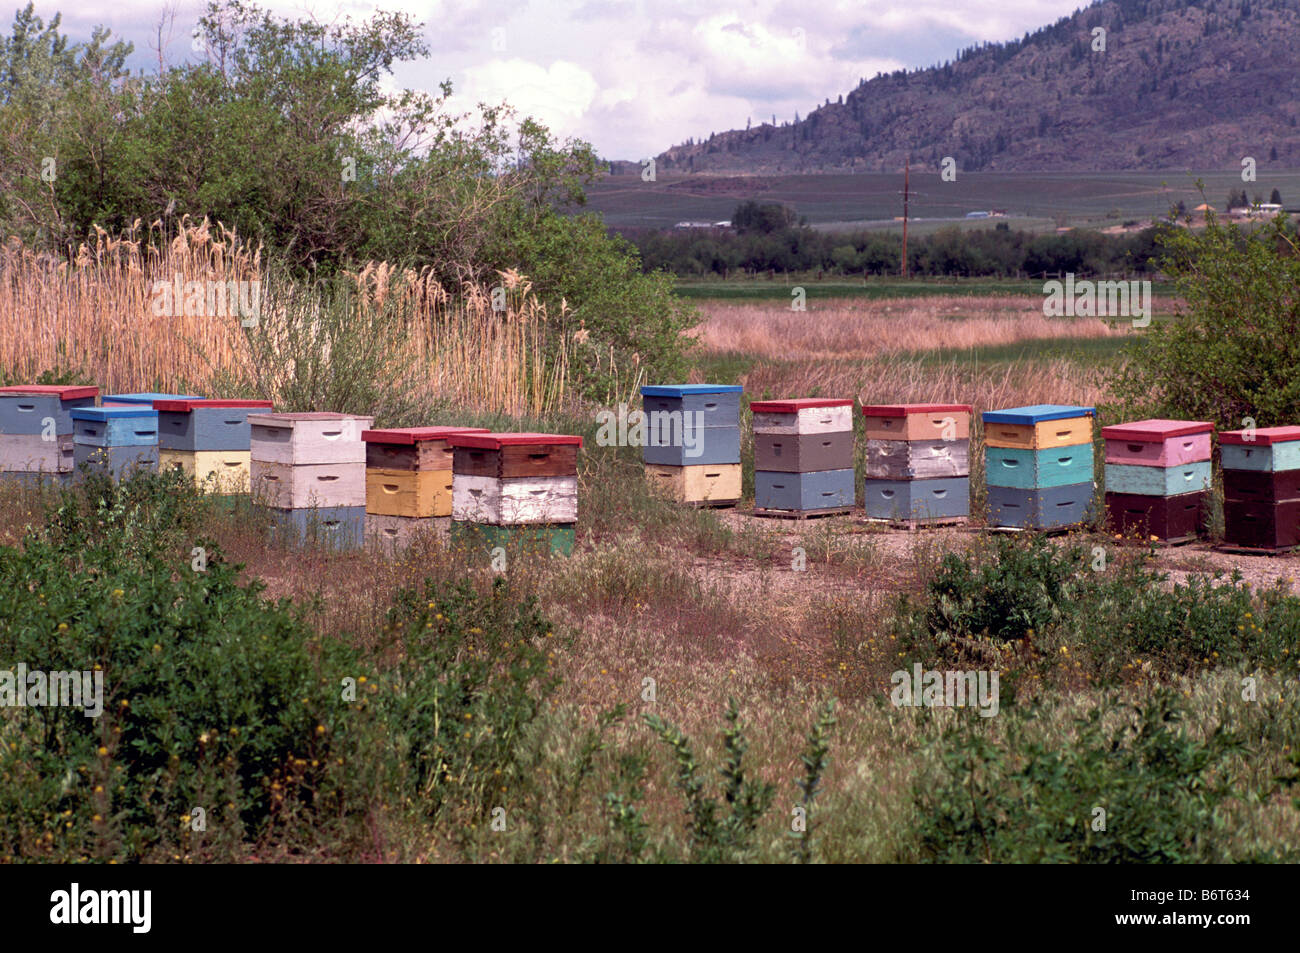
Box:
(452, 474), (578, 524)
(1223, 468), (1300, 504)
(264, 505), (365, 550)
(0, 385), (98, 435)
(754, 431), (854, 472)
(863, 476), (969, 521)
(985, 482), (1095, 529)
(72, 444), (158, 480)
(985, 445), (1094, 489)
(101, 392), (202, 405)
(864, 438), (970, 480)
(750, 399), (853, 435)
(1105, 461), (1211, 497)
(0, 433), (75, 472)
(70, 407), (158, 447)
(1101, 419), (1213, 467)
(159, 450), (252, 493)
(755, 468), (855, 511)
(448, 433), (582, 478)
(362, 426), (491, 471)
(248, 412), (373, 466)
(250, 460), (366, 508)
(982, 405), (1094, 450)
(1220, 426), (1300, 473)
(862, 403), (971, 441)
(450, 520), (575, 557)
(1223, 499), (1300, 550)
(366, 467), (453, 518)
(366, 514), (448, 552)
(640, 385), (743, 429)
(155, 399), (273, 452)
(643, 463), (741, 504)
(1105, 491), (1205, 541)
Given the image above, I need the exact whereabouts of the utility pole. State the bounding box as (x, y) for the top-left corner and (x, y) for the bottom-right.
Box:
(901, 155), (911, 279)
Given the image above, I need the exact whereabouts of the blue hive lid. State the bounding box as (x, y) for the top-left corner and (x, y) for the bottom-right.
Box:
(103, 393), (203, 405)
(640, 384), (744, 397)
(71, 406), (159, 421)
(982, 404), (1095, 425)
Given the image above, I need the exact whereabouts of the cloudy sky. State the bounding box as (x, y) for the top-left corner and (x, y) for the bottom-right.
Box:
(29, 0), (1087, 159)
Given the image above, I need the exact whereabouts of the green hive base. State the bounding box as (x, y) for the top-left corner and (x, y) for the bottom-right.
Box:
(449, 520), (575, 557)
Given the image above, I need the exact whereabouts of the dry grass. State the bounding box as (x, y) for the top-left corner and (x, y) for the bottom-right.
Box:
(697, 296), (1133, 359)
(0, 221), (578, 417)
(745, 355), (1113, 416)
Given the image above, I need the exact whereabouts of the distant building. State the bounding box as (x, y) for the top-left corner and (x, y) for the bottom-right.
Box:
(965, 210), (990, 219)
(1247, 202), (1283, 218)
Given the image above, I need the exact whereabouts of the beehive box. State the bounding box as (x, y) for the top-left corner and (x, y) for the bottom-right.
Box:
(863, 477), (970, 521)
(864, 439), (969, 480)
(250, 461), (366, 509)
(640, 385), (742, 467)
(71, 407), (159, 447)
(0, 385), (98, 435)
(0, 433), (75, 473)
(985, 446), (1094, 489)
(449, 433), (581, 526)
(1220, 426), (1300, 549)
(156, 399), (273, 452)
(985, 484), (1094, 530)
(362, 426), (490, 471)
(862, 403), (971, 441)
(1105, 492), (1205, 541)
(72, 444), (159, 480)
(366, 468), (454, 518)
(264, 505), (365, 550)
(1220, 427), (1300, 472)
(159, 450), (252, 493)
(754, 469), (855, 511)
(1104, 461), (1211, 497)
(754, 431), (854, 472)
(751, 399), (853, 435)
(0, 470), (72, 488)
(1101, 419), (1213, 468)
(248, 412), (373, 466)
(366, 514), (447, 552)
(982, 404), (1094, 450)
(644, 463), (741, 504)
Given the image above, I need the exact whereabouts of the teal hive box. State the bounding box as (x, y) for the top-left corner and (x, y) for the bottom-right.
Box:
(1220, 427), (1300, 473)
(1105, 461), (1212, 496)
(102, 392), (203, 406)
(985, 445), (1093, 489)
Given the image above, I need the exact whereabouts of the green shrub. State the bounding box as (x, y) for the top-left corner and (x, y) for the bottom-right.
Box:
(911, 693), (1253, 863)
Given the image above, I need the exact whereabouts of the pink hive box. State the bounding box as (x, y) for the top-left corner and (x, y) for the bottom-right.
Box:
(1101, 419), (1214, 467)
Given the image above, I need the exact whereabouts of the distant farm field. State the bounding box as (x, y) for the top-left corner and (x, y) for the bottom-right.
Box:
(583, 170), (1300, 232)
(671, 277), (1180, 301)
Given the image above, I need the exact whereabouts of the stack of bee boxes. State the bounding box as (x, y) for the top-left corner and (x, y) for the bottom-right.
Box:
(0, 385), (97, 487)
(1102, 419), (1213, 543)
(750, 399), (855, 517)
(641, 384), (743, 507)
(862, 403), (972, 524)
(155, 399), (273, 494)
(1220, 426), (1300, 551)
(249, 412), (373, 549)
(449, 433), (581, 557)
(983, 404), (1095, 530)
(362, 426), (489, 550)
(70, 405), (160, 480)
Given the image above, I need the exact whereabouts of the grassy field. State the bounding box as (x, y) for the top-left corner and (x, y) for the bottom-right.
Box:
(584, 170), (1300, 232)
(671, 277), (1181, 301)
(2, 284), (1297, 865)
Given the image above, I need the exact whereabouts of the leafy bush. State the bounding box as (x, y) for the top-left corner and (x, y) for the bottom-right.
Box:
(0, 481), (352, 861)
(911, 693), (1252, 863)
(1112, 212), (1300, 426)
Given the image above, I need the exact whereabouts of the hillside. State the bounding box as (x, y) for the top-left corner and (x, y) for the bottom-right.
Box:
(655, 0), (1300, 174)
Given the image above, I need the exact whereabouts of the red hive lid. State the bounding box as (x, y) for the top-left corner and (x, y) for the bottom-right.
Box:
(1220, 426), (1300, 446)
(862, 403), (973, 416)
(1101, 419), (1214, 442)
(749, 398), (853, 413)
(0, 384), (99, 401)
(154, 399), (273, 412)
(362, 426), (492, 444)
(446, 432), (584, 450)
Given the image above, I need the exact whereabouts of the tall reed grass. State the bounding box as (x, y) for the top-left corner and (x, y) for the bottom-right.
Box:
(0, 220), (579, 418)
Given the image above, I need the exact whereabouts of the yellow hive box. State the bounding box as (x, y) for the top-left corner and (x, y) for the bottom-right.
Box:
(983, 417), (1092, 450)
(159, 450), (251, 493)
(366, 467), (453, 518)
(644, 463), (741, 503)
